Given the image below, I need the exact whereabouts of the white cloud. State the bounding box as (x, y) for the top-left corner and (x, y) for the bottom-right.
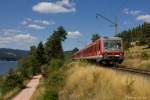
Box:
(122, 8), (141, 16)
(67, 31), (82, 38)
(32, 0), (76, 14)
(136, 14), (150, 23)
(0, 29), (37, 49)
(13, 34), (37, 42)
(22, 18), (55, 30)
(0, 34), (37, 44)
(0, 29), (21, 36)
(28, 24), (45, 30)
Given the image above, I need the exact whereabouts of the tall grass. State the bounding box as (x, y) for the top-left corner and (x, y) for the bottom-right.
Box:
(59, 62), (150, 100)
(123, 45), (150, 70)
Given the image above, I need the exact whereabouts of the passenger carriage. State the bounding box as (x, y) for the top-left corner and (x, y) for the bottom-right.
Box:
(73, 37), (124, 64)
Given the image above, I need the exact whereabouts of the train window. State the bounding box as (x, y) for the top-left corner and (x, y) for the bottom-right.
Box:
(103, 40), (122, 51)
(103, 40), (110, 51)
(111, 40), (121, 51)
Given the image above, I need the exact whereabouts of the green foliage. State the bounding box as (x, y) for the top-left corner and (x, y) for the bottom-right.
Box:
(17, 57), (33, 79)
(0, 48), (28, 61)
(0, 26), (68, 98)
(91, 34), (100, 42)
(41, 59), (64, 100)
(42, 86), (58, 100)
(117, 23), (150, 49)
(1, 69), (24, 95)
(36, 42), (47, 65)
(141, 52), (149, 60)
(41, 59), (64, 78)
(50, 59), (64, 70)
(48, 71), (63, 87)
(45, 26), (67, 60)
(64, 48), (79, 62)
(64, 51), (73, 61)
(29, 46), (41, 75)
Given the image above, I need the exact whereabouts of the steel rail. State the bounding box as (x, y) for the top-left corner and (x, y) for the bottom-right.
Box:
(111, 65), (150, 76)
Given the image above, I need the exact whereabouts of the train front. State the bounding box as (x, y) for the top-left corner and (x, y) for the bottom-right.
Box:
(101, 37), (124, 64)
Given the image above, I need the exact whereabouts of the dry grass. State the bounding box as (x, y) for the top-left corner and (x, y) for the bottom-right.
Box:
(123, 58), (150, 70)
(59, 62), (150, 100)
(122, 45), (150, 70)
(128, 45), (150, 53)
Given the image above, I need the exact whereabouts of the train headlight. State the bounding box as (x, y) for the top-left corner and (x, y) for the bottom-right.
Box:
(119, 53), (124, 58)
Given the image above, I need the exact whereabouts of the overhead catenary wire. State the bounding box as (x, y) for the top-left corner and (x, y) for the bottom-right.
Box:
(95, 0), (130, 36)
(96, 13), (118, 35)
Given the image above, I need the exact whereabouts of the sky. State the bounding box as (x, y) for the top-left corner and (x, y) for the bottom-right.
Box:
(0, 0), (150, 51)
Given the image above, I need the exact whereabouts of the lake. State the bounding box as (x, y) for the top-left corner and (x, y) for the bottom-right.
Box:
(0, 61), (17, 75)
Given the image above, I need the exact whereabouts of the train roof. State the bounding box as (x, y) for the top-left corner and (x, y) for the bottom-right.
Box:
(102, 36), (122, 40)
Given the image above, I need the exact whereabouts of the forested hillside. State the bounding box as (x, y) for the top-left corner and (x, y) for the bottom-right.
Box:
(0, 48), (29, 61)
(117, 22), (150, 49)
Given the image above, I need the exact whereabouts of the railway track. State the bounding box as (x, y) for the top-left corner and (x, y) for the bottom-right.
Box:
(91, 62), (150, 77)
(111, 65), (150, 76)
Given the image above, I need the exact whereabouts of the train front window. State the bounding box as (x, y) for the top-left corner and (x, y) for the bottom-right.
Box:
(103, 40), (110, 51)
(103, 40), (122, 51)
(111, 40), (121, 51)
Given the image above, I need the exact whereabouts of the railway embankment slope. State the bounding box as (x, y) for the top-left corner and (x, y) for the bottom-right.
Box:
(122, 45), (150, 71)
(59, 61), (150, 100)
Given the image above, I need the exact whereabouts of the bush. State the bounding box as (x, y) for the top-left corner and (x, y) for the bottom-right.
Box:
(17, 58), (33, 79)
(1, 69), (24, 94)
(141, 52), (149, 60)
(41, 59), (64, 100)
(48, 72), (63, 87)
(50, 59), (64, 71)
(41, 64), (49, 77)
(42, 86), (58, 100)
(41, 71), (63, 100)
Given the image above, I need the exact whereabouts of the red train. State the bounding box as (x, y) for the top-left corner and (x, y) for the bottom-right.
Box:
(73, 37), (124, 64)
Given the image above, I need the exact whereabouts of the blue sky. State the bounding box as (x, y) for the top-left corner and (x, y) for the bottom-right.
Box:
(0, 0), (150, 50)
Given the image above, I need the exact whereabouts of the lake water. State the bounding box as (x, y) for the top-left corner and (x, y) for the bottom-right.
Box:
(0, 61), (17, 75)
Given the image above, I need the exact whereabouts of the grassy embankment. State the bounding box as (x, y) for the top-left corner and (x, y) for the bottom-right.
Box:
(31, 61), (150, 100)
(122, 45), (150, 70)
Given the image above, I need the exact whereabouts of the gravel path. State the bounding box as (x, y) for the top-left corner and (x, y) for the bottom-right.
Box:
(12, 75), (42, 100)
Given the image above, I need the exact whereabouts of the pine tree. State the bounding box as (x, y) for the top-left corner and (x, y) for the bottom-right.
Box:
(91, 34), (100, 42)
(29, 46), (40, 74)
(45, 26), (67, 61)
(36, 42), (47, 65)
(117, 23), (150, 49)
(142, 23), (150, 47)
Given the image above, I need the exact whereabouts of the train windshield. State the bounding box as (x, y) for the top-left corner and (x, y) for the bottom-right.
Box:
(103, 40), (122, 52)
